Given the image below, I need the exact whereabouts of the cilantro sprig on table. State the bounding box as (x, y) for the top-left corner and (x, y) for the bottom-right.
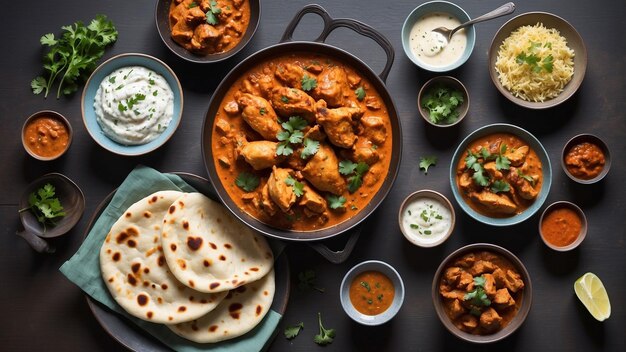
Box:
(284, 322), (304, 339)
(31, 15), (118, 99)
(19, 183), (66, 231)
(419, 155), (438, 174)
(421, 84), (464, 124)
(298, 269), (325, 293)
(314, 312), (335, 345)
(339, 160), (369, 193)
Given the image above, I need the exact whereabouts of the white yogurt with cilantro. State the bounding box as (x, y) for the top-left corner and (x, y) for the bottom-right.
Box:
(401, 196), (452, 246)
(409, 12), (467, 67)
(94, 66), (174, 145)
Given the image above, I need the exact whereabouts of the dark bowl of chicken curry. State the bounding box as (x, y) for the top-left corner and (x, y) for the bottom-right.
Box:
(201, 5), (400, 241)
(450, 123), (551, 226)
(156, 0), (260, 63)
(432, 243), (532, 343)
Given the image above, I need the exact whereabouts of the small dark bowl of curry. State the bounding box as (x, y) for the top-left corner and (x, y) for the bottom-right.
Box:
(539, 201), (587, 251)
(432, 243), (532, 343)
(340, 260), (405, 326)
(155, 0), (261, 64)
(21, 110), (72, 161)
(562, 134), (610, 184)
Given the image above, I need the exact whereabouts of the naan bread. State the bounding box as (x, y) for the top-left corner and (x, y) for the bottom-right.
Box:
(100, 191), (227, 324)
(168, 269), (275, 343)
(161, 192), (273, 293)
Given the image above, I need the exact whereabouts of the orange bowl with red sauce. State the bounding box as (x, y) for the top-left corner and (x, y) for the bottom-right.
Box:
(562, 134), (611, 184)
(21, 110), (72, 161)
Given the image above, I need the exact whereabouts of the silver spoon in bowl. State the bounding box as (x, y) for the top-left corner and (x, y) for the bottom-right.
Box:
(432, 2), (516, 42)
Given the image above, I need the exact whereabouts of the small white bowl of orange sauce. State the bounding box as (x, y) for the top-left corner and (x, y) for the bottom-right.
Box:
(340, 260), (404, 326)
(539, 201), (587, 251)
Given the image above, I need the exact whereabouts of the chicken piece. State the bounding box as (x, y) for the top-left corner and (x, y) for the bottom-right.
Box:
(479, 307), (503, 332)
(299, 185), (327, 214)
(469, 191), (518, 215)
(492, 268), (506, 288)
(494, 288), (516, 308)
(440, 289), (467, 301)
(275, 62), (308, 88)
(215, 118), (231, 135)
(303, 125), (326, 141)
(233, 0), (244, 8)
(468, 260), (497, 276)
(225, 19), (244, 37)
(443, 267), (463, 286)
(445, 299), (466, 320)
(343, 137), (379, 165)
(360, 116), (386, 145)
(362, 162), (383, 188)
(315, 100), (361, 149)
(365, 96), (381, 110)
(237, 93), (282, 141)
(454, 253), (475, 268)
(458, 271), (474, 290)
(170, 21), (193, 43)
(507, 166), (539, 200)
(271, 87), (317, 122)
(483, 162), (503, 180)
(487, 139), (503, 155)
(505, 145), (529, 166)
(257, 74), (275, 99)
(483, 273), (497, 298)
(504, 270), (525, 293)
(346, 72), (362, 88)
(312, 66), (349, 107)
(458, 172), (475, 193)
(457, 315), (478, 332)
(302, 143), (346, 195)
(190, 24), (223, 51)
(267, 167), (297, 213)
(223, 101), (239, 115)
(240, 141), (284, 170)
(185, 6), (207, 24)
(261, 183), (278, 216)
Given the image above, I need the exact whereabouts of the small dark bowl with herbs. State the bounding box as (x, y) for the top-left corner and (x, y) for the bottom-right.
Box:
(418, 76), (469, 127)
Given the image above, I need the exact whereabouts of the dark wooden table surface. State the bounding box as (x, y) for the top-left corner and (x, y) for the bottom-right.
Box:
(1, 0), (624, 351)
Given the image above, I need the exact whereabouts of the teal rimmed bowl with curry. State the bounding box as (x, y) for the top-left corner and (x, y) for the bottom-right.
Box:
(449, 123), (551, 226)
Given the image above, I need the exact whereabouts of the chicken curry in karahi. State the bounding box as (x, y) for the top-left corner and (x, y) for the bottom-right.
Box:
(169, 0), (250, 54)
(439, 251), (525, 335)
(211, 53), (393, 231)
(455, 133), (543, 217)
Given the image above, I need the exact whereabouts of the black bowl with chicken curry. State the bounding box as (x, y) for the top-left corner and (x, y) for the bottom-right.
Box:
(206, 51), (397, 235)
(433, 243), (532, 343)
(450, 123), (552, 226)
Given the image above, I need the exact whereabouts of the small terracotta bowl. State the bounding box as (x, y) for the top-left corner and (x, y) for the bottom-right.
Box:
(539, 201), (587, 251)
(418, 76), (469, 127)
(561, 134), (611, 184)
(21, 110), (73, 161)
(398, 189), (455, 247)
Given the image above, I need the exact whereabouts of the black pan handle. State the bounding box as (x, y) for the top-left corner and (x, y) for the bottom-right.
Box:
(280, 4), (395, 83)
(306, 226), (362, 264)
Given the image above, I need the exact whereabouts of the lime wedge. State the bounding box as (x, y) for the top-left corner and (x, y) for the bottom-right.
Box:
(574, 272), (611, 321)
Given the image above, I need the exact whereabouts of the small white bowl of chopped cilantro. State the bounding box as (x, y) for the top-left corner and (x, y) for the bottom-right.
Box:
(418, 76), (469, 127)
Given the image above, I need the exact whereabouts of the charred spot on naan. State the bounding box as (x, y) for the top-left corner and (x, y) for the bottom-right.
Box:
(183, 220), (190, 230)
(112, 252), (121, 261)
(170, 243), (177, 251)
(131, 263), (141, 273)
(210, 282), (221, 290)
(137, 294), (149, 306)
(188, 280), (195, 288)
(228, 303), (243, 319)
(143, 211), (152, 218)
(177, 259), (187, 270)
(203, 259), (211, 267)
(256, 305), (262, 316)
(187, 236), (203, 250)
(178, 306), (187, 312)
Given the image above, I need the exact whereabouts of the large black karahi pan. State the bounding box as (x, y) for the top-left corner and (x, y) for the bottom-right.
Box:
(202, 4), (402, 261)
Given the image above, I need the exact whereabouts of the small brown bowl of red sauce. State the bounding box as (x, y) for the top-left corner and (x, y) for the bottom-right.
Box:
(539, 201), (587, 251)
(562, 134), (610, 184)
(22, 110), (72, 161)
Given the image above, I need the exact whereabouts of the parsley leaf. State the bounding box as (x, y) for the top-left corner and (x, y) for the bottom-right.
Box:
(471, 162), (490, 187)
(284, 322), (304, 339)
(421, 84), (464, 124)
(301, 138), (320, 159)
(32, 15), (118, 99)
(339, 160), (369, 193)
(339, 160), (358, 175)
(355, 86), (366, 101)
(235, 172), (260, 192)
(313, 312), (335, 346)
(20, 183), (66, 230)
(326, 195), (346, 210)
(495, 144), (511, 171)
(491, 180), (511, 193)
(301, 74), (317, 91)
(298, 270), (324, 293)
(276, 116), (308, 156)
(419, 155), (438, 174)
(285, 175), (304, 197)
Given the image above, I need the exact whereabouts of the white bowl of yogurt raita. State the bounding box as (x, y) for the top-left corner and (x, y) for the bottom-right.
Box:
(398, 189), (456, 247)
(402, 1), (476, 72)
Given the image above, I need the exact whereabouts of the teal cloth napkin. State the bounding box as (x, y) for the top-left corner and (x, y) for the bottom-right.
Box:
(60, 165), (282, 352)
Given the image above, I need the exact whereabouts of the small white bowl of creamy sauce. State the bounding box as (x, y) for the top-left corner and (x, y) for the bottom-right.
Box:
(398, 190), (455, 247)
(402, 1), (476, 72)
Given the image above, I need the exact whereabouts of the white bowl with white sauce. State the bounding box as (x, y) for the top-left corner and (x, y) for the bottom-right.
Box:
(398, 190), (455, 247)
(401, 1), (476, 72)
(82, 53), (183, 156)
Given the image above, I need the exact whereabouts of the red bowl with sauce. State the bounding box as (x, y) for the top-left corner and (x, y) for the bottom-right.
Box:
(539, 201), (587, 251)
(562, 134), (611, 184)
(21, 110), (73, 161)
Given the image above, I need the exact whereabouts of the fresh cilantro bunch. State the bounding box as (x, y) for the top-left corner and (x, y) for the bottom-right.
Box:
(31, 15), (118, 99)
(421, 84), (464, 124)
(20, 183), (66, 231)
(339, 160), (369, 193)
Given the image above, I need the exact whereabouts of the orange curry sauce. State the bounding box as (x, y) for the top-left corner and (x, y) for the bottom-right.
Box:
(564, 142), (605, 180)
(349, 270), (395, 315)
(23, 115), (69, 158)
(541, 207), (582, 247)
